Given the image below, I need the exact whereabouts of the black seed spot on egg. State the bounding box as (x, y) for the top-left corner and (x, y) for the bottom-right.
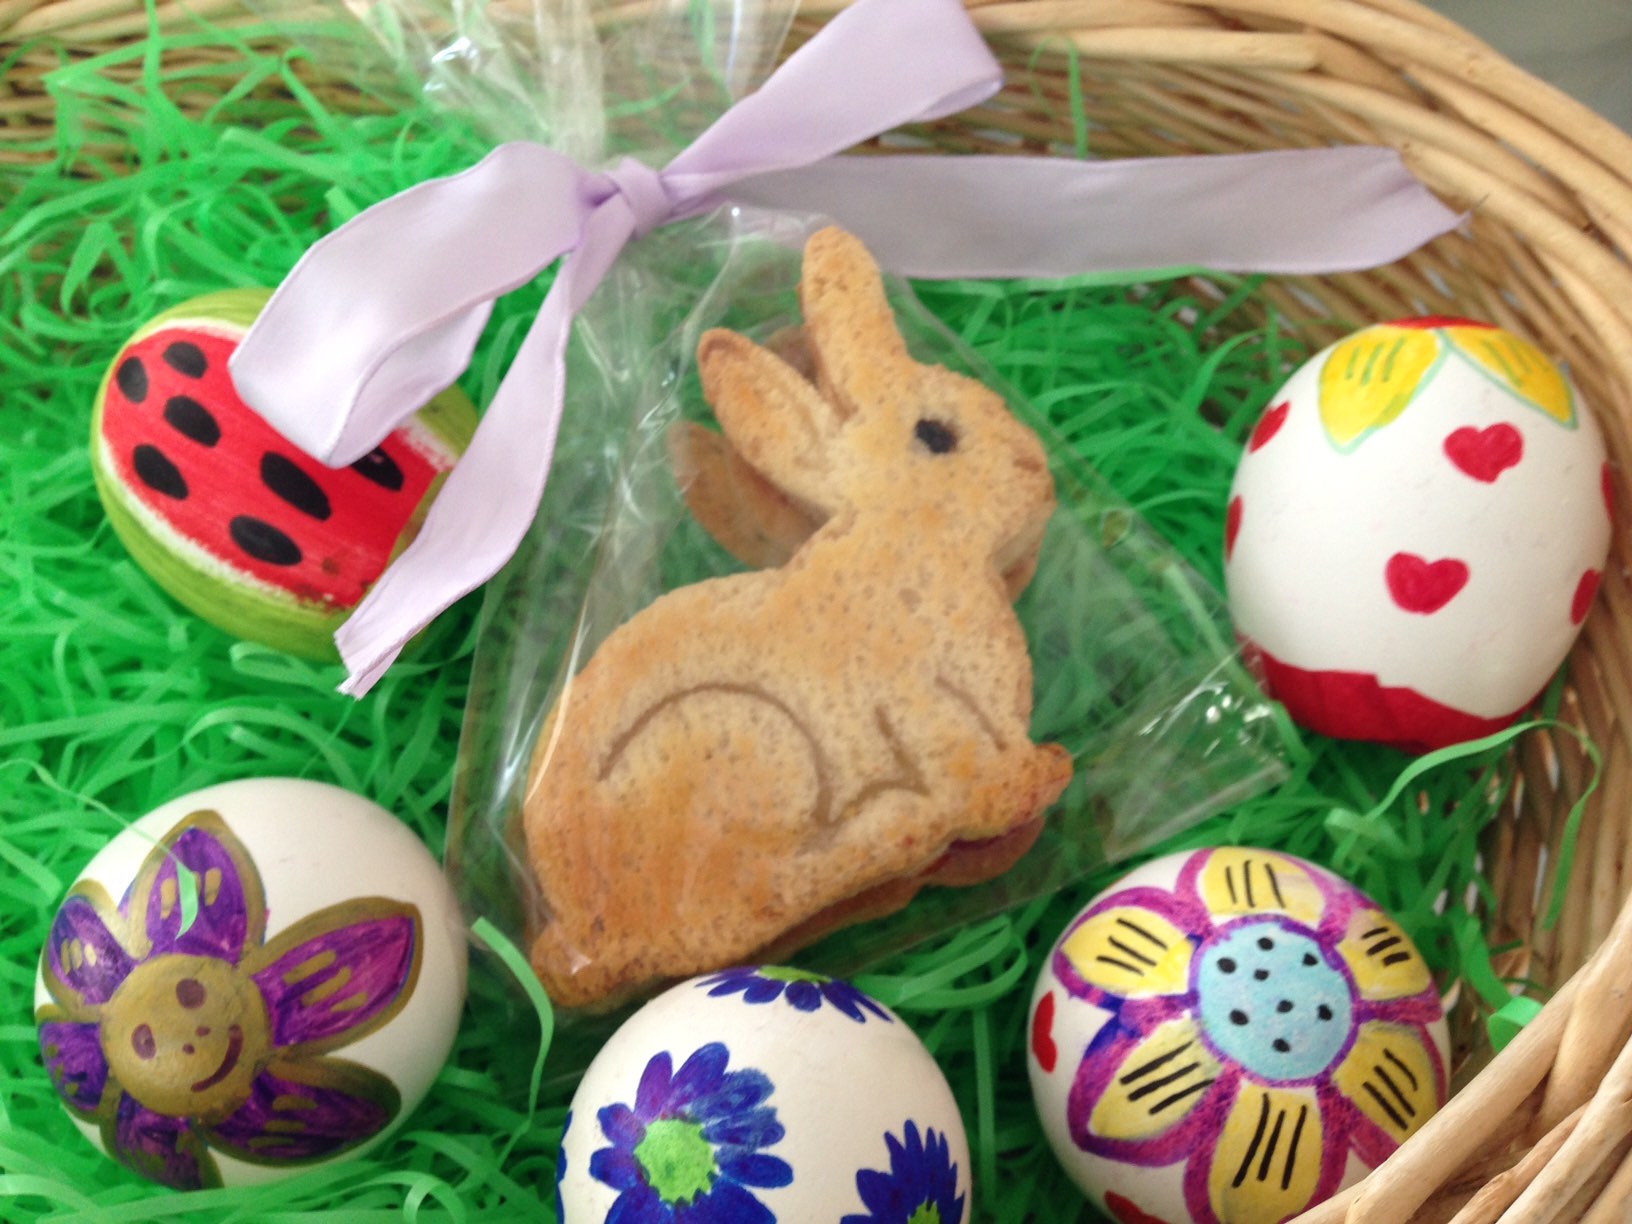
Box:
(1273, 1038), (1291, 1053)
(163, 395), (221, 446)
(230, 515), (302, 566)
(116, 356), (149, 403)
(1253, 968), (1270, 981)
(1257, 937), (1275, 951)
(351, 447), (404, 492)
(133, 445), (188, 500)
(1229, 1009), (1248, 1026)
(1277, 999), (1293, 1013)
(1303, 953), (1318, 967)
(261, 452), (332, 521)
(162, 340), (208, 378)
(1218, 958), (1237, 974)
(1317, 1004), (1333, 1022)
(914, 417), (958, 454)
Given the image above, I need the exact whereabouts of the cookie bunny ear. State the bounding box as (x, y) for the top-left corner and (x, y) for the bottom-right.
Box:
(799, 226), (915, 417)
(697, 329), (845, 514)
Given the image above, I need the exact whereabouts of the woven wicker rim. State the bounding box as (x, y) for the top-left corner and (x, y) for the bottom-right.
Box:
(9, 1), (1632, 1219)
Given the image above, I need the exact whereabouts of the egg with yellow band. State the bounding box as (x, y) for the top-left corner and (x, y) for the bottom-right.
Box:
(1225, 316), (1611, 753)
(1027, 848), (1449, 1224)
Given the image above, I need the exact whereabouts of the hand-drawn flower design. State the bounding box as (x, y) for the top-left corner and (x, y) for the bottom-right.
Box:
(556, 1109), (572, 1223)
(697, 966), (892, 1024)
(589, 1041), (792, 1222)
(36, 809), (421, 1190)
(841, 1120), (965, 1224)
(1052, 847), (1445, 1224)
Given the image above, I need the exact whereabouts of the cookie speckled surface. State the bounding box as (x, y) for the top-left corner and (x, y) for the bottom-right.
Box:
(34, 778), (468, 1190)
(91, 290), (477, 660)
(558, 967), (970, 1222)
(1028, 848), (1448, 1224)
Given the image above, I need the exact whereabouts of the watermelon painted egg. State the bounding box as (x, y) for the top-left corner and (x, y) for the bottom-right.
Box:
(92, 289), (477, 660)
(557, 968), (970, 1222)
(1027, 848), (1449, 1224)
(1224, 317), (1612, 753)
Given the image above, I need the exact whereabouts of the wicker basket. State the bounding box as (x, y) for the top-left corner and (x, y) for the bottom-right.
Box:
(8, 0), (1632, 1220)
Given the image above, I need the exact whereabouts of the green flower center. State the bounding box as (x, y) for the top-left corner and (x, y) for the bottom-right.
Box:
(635, 1118), (716, 1205)
(908, 1204), (943, 1224)
(757, 966), (829, 984)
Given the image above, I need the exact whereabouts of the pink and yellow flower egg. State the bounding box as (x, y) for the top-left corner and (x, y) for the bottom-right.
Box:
(1028, 848), (1449, 1224)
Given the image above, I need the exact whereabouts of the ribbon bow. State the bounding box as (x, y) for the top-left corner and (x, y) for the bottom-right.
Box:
(231, 0), (1461, 696)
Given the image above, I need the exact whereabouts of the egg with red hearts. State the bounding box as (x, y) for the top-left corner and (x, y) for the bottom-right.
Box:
(1225, 317), (1612, 752)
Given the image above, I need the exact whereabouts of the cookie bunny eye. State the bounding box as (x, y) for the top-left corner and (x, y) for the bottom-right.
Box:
(914, 417), (959, 454)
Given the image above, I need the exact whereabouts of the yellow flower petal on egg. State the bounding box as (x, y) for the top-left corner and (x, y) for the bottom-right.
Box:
(1087, 1017), (1223, 1143)
(1337, 910), (1433, 1002)
(1195, 848), (1325, 926)
(1060, 906), (1193, 999)
(1447, 324), (1575, 426)
(1207, 1083), (1325, 1223)
(1332, 1021), (1443, 1144)
(1318, 325), (1443, 449)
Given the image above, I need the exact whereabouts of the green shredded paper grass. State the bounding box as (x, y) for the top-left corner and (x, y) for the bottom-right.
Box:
(0, 8), (1568, 1222)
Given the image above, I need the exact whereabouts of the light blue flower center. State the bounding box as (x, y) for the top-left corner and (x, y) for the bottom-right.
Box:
(1195, 921), (1353, 1081)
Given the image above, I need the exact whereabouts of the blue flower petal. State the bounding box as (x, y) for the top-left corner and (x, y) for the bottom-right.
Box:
(635, 1052), (676, 1119)
(684, 1178), (775, 1224)
(667, 1043), (730, 1112)
(783, 979), (822, 1011)
(690, 1068), (773, 1121)
(607, 1183), (673, 1224)
(715, 1150), (794, 1190)
(599, 1102), (647, 1149)
(589, 1145), (645, 1192)
(857, 1166), (907, 1215)
(702, 1106), (784, 1149)
(742, 977), (785, 1004)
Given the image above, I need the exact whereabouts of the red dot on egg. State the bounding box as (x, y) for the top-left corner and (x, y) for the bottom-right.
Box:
(1225, 496), (1244, 561)
(1248, 401), (1289, 453)
(1573, 570), (1601, 626)
(1031, 990), (1059, 1073)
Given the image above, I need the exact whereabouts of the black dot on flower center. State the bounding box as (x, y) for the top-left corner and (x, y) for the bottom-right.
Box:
(1229, 1009), (1248, 1026)
(1317, 1004), (1333, 1021)
(162, 340), (208, 378)
(1257, 936), (1275, 950)
(115, 356), (149, 403)
(1277, 1000), (1293, 1013)
(1273, 1038), (1291, 1053)
(1253, 968), (1270, 981)
(1218, 958), (1237, 974)
(1303, 953), (1319, 966)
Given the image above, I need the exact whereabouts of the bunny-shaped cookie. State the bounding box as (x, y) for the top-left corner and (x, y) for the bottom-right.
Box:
(523, 227), (1073, 1008)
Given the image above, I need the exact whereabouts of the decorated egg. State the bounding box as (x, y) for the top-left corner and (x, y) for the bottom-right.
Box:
(34, 778), (468, 1190)
(92, 290), (476, 660)
(1225, 317), (1612, 752)
(1027, 847), (1448, 1224)
(558, 967), (970, 1221)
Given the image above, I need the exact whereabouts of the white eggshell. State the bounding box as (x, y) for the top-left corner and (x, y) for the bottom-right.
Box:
(1027, 848), (1449, 1224)
(559, 968), (971, 1222)
(1225, 319), (1612, 750)
(34, 777), (468, 1189)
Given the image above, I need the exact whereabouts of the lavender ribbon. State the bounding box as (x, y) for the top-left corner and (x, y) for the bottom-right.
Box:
(231, 0), (1462, 696)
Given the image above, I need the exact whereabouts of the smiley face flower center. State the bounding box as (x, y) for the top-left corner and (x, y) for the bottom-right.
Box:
(100, 953), (271, 1118)
(1195, 920), (1355, 1081)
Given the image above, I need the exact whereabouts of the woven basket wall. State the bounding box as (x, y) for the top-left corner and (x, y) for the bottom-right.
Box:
(7, 0), (1632, 1220)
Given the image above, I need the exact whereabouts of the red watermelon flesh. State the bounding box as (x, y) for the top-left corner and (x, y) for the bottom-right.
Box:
(99, 321), (451, 609)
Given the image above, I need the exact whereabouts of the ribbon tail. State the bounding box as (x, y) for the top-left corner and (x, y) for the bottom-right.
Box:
(334, 204), (640, 696)
(723, 147), (1465, 280)
(231, 143), (595, 465)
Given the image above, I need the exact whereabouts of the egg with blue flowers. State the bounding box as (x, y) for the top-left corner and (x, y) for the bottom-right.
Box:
(557, 967), (971, 1221)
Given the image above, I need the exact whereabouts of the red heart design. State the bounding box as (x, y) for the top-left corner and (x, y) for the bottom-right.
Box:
(1249, 401), (1290, 452)
(1573, 570), (1601, 626)
(1386, 553), (1470, 614)
(1443, 423), (1523, 482)
(1224, 495), (1243, 561)
(1031, 990), (1058, 1073)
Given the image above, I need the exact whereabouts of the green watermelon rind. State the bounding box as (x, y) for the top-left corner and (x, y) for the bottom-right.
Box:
(91, 288), (478, 663)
